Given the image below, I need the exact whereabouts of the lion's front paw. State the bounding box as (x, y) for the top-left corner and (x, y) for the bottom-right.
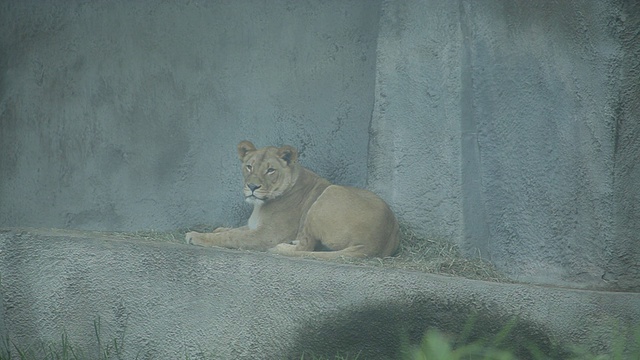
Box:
(268, 243), (297, 255)
(185, 231), (201, 245)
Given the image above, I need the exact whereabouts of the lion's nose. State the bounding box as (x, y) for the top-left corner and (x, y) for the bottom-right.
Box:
(248, 183), (261, 192)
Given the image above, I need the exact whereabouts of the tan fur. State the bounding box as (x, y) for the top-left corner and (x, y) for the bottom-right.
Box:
(186, 141), (400, 259)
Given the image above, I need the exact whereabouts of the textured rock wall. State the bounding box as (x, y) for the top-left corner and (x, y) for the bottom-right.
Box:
(2, 229), (639, 358)
(0, 0), (637, 290)
(0, 0), (380, 231)
(369, 0), (639, 290)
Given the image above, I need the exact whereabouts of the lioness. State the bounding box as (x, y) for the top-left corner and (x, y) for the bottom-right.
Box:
(185, 141), (399, 259)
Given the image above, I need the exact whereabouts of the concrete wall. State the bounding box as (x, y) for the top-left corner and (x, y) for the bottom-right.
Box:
(1, 0), (638, 291)
(0, 0), (380, 230)
(369, 0), (640, 291)
(611, 0), (640, 293)
(2, 229), (640, 359)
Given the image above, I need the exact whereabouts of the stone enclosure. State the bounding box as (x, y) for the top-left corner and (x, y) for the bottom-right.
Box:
(1, 0), (639, 358)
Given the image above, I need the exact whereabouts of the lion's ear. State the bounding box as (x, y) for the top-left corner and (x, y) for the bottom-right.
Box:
(277, 145), (298, 165)
(237, 141), (256, 160)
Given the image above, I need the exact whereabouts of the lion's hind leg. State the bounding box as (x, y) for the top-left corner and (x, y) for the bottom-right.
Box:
(268, 243), (368, 259)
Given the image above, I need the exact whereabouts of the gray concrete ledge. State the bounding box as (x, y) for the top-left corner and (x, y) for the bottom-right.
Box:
(1, 228), (639, 359)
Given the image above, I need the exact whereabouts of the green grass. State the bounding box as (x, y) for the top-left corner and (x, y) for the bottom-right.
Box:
(305, 320), (640, 360)
(404, 327), (519, 360)
(0, 318), (127, 360)
(405, 327), (640, 360)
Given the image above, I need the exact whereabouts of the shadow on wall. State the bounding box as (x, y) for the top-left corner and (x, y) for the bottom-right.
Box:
(286, 298), (569, 359)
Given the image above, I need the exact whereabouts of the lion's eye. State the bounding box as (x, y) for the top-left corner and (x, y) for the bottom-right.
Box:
(245, 165), (252, 172)
(266, 168), (276, 175)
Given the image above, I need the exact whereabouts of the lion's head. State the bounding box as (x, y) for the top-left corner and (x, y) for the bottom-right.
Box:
(237, 141), (300, 205)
